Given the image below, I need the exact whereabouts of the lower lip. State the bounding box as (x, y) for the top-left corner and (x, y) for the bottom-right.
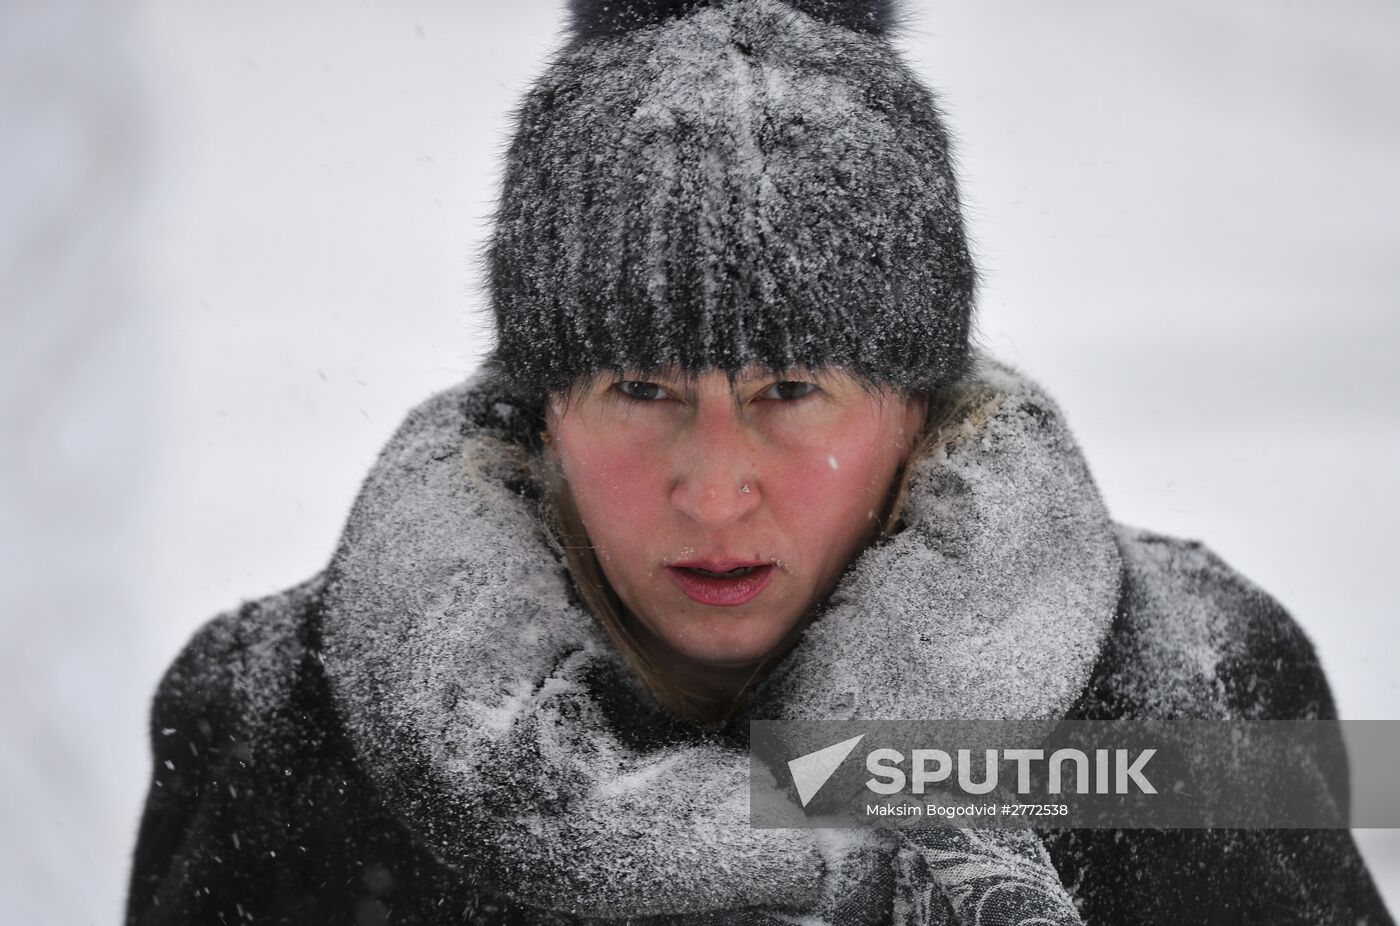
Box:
(667, 564), (776, 606)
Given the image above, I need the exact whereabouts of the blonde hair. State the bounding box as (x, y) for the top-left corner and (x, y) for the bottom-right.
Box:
(465, 378), (1003, 729)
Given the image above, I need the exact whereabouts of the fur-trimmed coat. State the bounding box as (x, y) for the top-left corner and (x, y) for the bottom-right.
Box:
(124, 357), (1394, 925)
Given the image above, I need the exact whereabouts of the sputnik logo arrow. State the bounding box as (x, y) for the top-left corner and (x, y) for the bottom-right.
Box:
(788, 734), (865, 807)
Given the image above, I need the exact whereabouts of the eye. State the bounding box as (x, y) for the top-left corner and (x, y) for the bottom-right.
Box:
(759, 380), (819, 402)
(613, 380), (671, 402)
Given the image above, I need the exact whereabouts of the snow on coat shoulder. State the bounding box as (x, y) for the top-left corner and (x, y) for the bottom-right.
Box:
(1097, 523), (1338, 723)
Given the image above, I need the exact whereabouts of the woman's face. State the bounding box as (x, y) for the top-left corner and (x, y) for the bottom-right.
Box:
(544, 365), (926, 674)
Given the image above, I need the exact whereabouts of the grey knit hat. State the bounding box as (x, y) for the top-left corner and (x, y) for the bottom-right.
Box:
(482, 0), (977, 411)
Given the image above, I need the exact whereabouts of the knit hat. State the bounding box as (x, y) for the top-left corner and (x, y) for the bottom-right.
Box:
(482, 0), (977, 412)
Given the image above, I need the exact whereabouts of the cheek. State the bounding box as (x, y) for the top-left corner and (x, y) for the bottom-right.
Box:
(778, 454), (878, 523)
(558, 437), (667, 556)
(768, 419), (907, 547)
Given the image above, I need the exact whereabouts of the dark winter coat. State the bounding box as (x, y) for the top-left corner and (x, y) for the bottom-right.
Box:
(125, 355), (1394, 925)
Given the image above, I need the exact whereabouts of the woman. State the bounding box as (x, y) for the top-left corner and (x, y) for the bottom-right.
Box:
(125, 1), (1392, 923)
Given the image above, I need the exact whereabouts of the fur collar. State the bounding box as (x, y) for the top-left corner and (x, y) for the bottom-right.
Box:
(318, 352), (1121, 918)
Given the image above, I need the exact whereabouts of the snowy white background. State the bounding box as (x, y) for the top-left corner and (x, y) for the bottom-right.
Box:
(1, 0), (1396, 922)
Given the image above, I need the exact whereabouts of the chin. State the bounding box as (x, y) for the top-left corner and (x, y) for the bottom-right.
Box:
(668, 624), (787, 668)
(681, 646), (770, 668)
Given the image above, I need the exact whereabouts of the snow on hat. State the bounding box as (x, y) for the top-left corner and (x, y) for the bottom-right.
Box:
(482, 0), (977, 410)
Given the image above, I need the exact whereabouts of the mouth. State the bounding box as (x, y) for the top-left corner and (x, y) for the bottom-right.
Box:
(666, 561), (776, 607)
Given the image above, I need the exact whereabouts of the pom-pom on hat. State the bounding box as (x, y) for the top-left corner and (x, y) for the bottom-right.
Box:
(482, 0), (977, 411)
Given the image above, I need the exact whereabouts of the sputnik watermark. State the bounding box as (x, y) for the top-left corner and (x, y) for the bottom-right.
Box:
(784, 732), (1154, 824)
(866, 747), (1155, 796)
(789, 733), (1156, 807)
(749, 720), (1400, 829)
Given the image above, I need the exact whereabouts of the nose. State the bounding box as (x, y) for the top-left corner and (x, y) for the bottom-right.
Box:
(669, 399), (761, 530)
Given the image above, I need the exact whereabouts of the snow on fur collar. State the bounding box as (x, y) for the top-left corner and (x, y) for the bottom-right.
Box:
(318, 352), (1122, 919)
